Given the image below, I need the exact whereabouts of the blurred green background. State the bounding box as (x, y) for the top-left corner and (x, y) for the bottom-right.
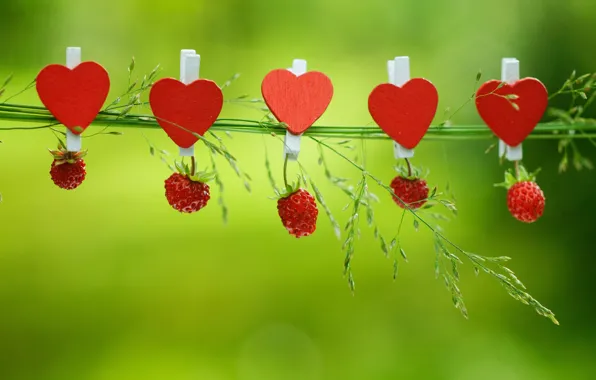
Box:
(1, 0), (595, 379)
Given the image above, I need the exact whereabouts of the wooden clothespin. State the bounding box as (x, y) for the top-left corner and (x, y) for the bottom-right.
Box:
(283, 58), (308, 161)
(499, 58), (523, 161)
(178, 49), (201, 157)
(65, 47), (82, 152)
(388, 57), (415, 159)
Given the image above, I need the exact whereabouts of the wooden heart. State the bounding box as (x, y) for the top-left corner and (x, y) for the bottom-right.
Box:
(36, 62), (110, 135)
(261, 69), (333, 134)
(368, 78), (439, 149)
(475, 78), (548, 147)
(149, 78), (223, 148)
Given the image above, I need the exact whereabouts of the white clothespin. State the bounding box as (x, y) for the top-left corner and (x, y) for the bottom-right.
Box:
(283, 58), (307, 161)
(178, 49), (201, 157)
(65, 47), (82, 152)
(499, 58), (522, 161)
(388, 56), (414, 159)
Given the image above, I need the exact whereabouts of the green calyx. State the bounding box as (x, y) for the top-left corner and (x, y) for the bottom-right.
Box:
(173, 159), (215, 183)
(274, 176), (301, 199)
(49, 138), (87, 165)
(495, 164), (541, 189)
(48, 144), (87, 165)
(394, 163), (426, 180)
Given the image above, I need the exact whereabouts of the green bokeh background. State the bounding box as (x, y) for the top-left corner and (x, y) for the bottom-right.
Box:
(1, 0), (595, 379)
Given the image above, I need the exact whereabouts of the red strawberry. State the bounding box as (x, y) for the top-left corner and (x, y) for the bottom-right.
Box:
(277, 188), (318, 238)
(507, 181), (545, 223)
(390, 176), (429, 209)
(164, 160), (213, 213)
(497, 165), (545, 223)
(49, 147), (87, 190)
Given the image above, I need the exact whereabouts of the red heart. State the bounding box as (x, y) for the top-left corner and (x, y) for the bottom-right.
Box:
(261, 69), (333, 134)
(475, 78), (548, 147)
(368, 78), (439, 149)
(36, 62), (110, 135)
(149, 78), (223, 148)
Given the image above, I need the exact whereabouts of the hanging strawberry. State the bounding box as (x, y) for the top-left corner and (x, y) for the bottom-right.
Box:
(49, 144), (87, 190)
(390, 165), (429, 210)
(496, 165), (545, 223)
(164, 160), (214, 214)
(276, 183), (319, 238)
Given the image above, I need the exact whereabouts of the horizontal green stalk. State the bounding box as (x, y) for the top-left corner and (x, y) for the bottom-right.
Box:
(0, 103), (594, 141)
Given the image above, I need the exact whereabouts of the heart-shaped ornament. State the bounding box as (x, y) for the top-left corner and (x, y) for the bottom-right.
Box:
(368, 78), (439, 149)
(261, 69), (333, 135)
(36, 62), (110, 135)
(149, 78), (224, 149)
(475, 78), (548, 147)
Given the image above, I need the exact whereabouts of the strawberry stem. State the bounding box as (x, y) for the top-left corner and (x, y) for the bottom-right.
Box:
(514, 160), (520, 178)
(283, 154), (289, 190)
(191, 155), (196, 177)
(405, 158), (412, 177)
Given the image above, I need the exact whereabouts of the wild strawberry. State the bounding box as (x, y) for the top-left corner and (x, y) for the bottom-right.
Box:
(497, 165), (545, 223)
(507, 181), (545, 223)
(390, 176), (429, 210)
(277, 188), (318, 238)
(49, 146), (87, 190)
(164, 160), (214, 213)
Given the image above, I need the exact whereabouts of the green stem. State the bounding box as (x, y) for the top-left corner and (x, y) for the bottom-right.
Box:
(405, 158), (412, 177)
(191, 155), (196, 177)
(283, 154), (289, 190)
(0, 103), (595, 141)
